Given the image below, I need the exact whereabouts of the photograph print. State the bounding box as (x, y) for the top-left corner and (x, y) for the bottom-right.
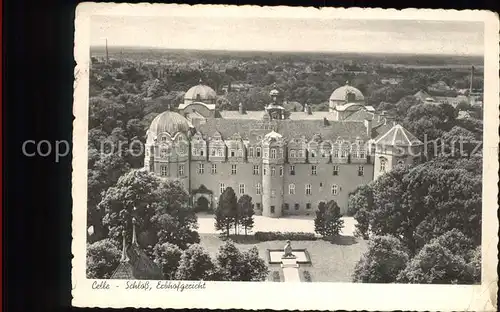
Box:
(74, 4), (498, 310)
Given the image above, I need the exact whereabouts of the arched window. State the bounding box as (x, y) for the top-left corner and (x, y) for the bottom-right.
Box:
(290, 150), (296, 158)
(271, 148), (277, 159)
(256, 147), (261, 157)
(380, 157), (387, 172)
(249, 147), (254, 157)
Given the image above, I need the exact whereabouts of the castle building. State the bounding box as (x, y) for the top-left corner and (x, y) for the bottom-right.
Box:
(144, 81), (423, 217)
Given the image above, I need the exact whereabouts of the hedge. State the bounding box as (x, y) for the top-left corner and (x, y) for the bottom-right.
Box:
(254, 231), (317, 241)
(272, 271), (281, 282)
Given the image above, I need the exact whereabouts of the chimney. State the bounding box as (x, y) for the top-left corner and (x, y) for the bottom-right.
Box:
(364, 117), (373, 138)
(239, 102), (246, 114)
(469, 65), (475, 94)
(105, 38), (109, 64)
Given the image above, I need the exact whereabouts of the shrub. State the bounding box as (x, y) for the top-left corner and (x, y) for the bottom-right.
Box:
(353, 235), (410, 283)
(272, 271), (281, 282)
(86, 239), (122, 279)
(254, 231), (316, 242)
(303, 271), (312, 282)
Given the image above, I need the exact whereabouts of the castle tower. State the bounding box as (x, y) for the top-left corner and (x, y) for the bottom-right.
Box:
(372, 124), (423, 180)
(261, 131), (285, 217)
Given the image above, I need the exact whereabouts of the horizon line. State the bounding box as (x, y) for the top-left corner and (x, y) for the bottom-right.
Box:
(89, 45), (484, 58)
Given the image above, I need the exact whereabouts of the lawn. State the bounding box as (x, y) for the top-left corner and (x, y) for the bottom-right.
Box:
(199, 233), (368, 282)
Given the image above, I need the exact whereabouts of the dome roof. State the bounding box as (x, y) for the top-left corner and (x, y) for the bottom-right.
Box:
(330, 83), (364, 102)
(148, 111), (192, 137)
(184, 82), (217, 103)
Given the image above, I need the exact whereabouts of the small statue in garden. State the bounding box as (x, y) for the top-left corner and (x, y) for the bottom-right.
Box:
(282, 240), (296, 259)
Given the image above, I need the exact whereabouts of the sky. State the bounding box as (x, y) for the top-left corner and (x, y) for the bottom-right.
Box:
(90, 16), (484, 55)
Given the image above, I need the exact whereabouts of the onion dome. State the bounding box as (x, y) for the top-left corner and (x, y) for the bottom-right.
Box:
(330, 81), (364, 102)
(147, 111), (192, 140)
(184, 79), (217, 104)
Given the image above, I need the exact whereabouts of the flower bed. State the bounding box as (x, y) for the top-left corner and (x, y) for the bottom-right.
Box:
(254, 231), (317, 242)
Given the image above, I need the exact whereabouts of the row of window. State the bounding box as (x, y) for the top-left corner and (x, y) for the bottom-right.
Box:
(197, 164), (365, 176)
(252, 203), (316, 213)
(160, 164), (185, 177)
(190, 147), (367, 159)
(218, 183), (341, 196)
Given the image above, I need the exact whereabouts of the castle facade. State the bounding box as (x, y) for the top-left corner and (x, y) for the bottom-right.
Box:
(144, 82), (423, 217)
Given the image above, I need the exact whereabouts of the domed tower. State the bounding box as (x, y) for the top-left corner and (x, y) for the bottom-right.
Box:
(372, 124), (423, 180)
(265, 88), (286, 120)
(329, 82), (365, 119)
(261, 131), (285, 218)
(183, 79), (217, 105)
(145, 111), (194, 191)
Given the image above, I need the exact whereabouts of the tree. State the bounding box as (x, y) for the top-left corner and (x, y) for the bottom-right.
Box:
(396, 238), (475, 284)
(86, 239), (122, 279)
(214, 241), (269, 281)
(175, 244), (215, 281)
(99, 169), (199, 249)
(214, 187), (238, 238)
(314, 200), (344, 238)
(152, 243), (182, 279)
(238, 195), (254, 236)
(347, 184), (374, 239)
(353, 235), (410, 283)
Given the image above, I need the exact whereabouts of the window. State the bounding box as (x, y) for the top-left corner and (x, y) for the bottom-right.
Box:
(231, 164), (237, 175)
(341, 149), (348, 158)
(279, 166), (283, 176)
(380, 158), (387, 172)
(160, 148), (168, 158)
(290, 150), (296, 158)
(279, 149), (284, 158)
(289, 184), (295, 195)
(256, 147), (261, 157)
(294, 203), (299, 210)
(271, 148), (277, 159)
(358, 165), (364, 176)
(200, 149), (204, 156)
(290, 165), (295, 175)
(191, 148), (198, 157)
(298, 150), (304, 158)
(160, 165), (168, 177)
(249, 147), (254, 157)
(178, 164), (185, 176)
(253, 165), (259, 175)
(311, 165), (317, 175)
(271, 167), (276, 176)
(263, 167), (267, 175)
(219, 183), (225, 194)
(310, 151), (316, 158)
(332, 184), (339, 195)
(198, 163), (204, 174)
(217, 148), (224, 157)
(211, 149), (216, 156)
(230, 150), (235, 157)
(211, 164), (217, 174)
(161, 136), (167, 142)
(270, 206), (275, 214)
(256, 203), (261, 210)
(305, 184), (312, 195)
(284, 203), (289, 210)
(256, 183), (262, 195)
(306, 203), (311, 210)
(271, 189), (276, 198)
(333, 165), (339, 176)
(239, 183), (245, 194)
(333, 149), (339, 158)
(359, 149), (365, 159)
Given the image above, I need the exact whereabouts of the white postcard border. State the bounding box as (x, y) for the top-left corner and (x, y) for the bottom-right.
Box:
(72, 3), (499, 310)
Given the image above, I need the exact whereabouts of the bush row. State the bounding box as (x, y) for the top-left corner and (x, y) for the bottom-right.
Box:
(254, 231), (317, 241)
